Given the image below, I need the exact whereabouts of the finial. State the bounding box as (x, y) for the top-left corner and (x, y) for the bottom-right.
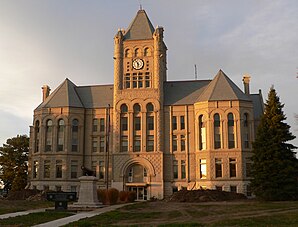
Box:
(138, 0), (142, 10)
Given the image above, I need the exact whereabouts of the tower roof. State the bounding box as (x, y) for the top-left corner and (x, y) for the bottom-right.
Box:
(197, 70), (251, 102)
(36, 78), (84, 110)
(123, 9), (155, 40)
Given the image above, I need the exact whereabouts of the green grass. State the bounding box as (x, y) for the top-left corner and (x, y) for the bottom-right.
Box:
(0, 211), (73, 227)
(210, 211), (298, 226)
(0, 200), (53, 215)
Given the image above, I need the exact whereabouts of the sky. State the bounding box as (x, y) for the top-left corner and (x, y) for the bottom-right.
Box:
(0, 0), (297, 150)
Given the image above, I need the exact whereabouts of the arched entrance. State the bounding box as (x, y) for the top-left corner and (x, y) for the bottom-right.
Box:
(125, 164), (148, 200)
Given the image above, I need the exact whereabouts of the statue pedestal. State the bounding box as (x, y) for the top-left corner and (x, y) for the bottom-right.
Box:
(72, 176), (102, 208)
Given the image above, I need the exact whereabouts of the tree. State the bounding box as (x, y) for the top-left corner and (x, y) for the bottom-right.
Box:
(251, 87), (298, 200)
(0, 135), (29, 192)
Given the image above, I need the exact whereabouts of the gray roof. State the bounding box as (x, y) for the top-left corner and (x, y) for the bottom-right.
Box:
(164, 80), (211, 105)
(37, 78), (83, 109)
(251, 93), (264, 119)
(36, 79), (113, 110)
(123, 10), (155, 40)
(76, 85), (113, 108)
(196, 70), (251, 102)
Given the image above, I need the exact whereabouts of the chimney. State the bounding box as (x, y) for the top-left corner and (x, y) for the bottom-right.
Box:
(242, 74), (251, 95)
(42, 85), (51, 102)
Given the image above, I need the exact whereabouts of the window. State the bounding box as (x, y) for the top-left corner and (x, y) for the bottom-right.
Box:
(199, 115), (206, 150)
(144, 47), (151, 56)
(92, 119), (98, 132)
(56, 160), (62, 178)
(45, 120), (53, 152)
(228, 113), (235, 149)
(44, 160), (50, 178)
(34, 121), (40, 153)
(121, 104), (128, 113)
(216, 186), (223, 191)
(100, 136), (105, 152)
(147, 135), (154, 152)
(125, 49), (131, 58)
(215, 158), (222, 178)
(173, 160), (178, 179)
(99, 118), (105, 132)
(244, 113), (250, 149)
(55, 186), (62, 192)
(121, 136), (128, 152)
(133, 104), (141, 113)
(120, 116), (128, 131)
(134, 48), (141, 57)
(172, 135), (177, 151)
(57, 119), (64, 151)
(180, 135), (186, 151)
(71, 186), (77, 192)
(146, 103), (154, 112)
(134, 136), (141, 152)
(229, 158), (237, 178)
(230, 186), (237, 193)
(214, 114), (221, 149)
(181, 160), (186, 179)
(200, 159), (207, 179)
(134, 117), (141, 131)
(33, 161), (38, 178)
(70, 160), (78, 178)
(172, 116), (177, 130)
(72, 119), (79, 152)
(180, 116), (185, 130)
(99, 161), (105, 179)
(92, 138), (98, 152)
(147, 116), (154, 130)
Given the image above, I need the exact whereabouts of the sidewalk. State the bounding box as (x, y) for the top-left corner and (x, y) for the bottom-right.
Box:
(33, 203), (129, 227)
(0, 208), (48, 219)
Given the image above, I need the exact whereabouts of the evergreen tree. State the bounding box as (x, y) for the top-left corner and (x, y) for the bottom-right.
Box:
(251, 87), (298, 200)
(0, 135), (29, 191)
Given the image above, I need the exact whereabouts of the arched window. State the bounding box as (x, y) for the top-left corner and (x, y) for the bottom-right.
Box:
(121, 104), (128, 113)
(146, 103), (154, 112)
(144, 47), (151, 56)
(45, 120), (53, 152)
(214, 114), (221, 149)
(228, 113), (235, 149)
(146, 103), (154, 152)
(120, 104), (128, 152)
(243, 113), (250, 148)
(134, 48), (141, 57)
(133, 103), (141, 113)
(199, 115), (206, 150)
(34, 120), (40, 153)
(71, 119), (79, 152)
(57, 119), (65, 152)
(125, 49), (132, 58)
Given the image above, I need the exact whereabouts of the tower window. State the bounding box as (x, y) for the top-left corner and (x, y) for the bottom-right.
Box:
(214, 114), (221, 149)
(228, 113), (235, 149)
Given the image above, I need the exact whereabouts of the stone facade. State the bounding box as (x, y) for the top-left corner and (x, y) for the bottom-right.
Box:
(28, 10), (263, 200)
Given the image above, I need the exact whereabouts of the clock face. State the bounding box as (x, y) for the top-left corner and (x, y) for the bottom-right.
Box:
(132, 59), (144, 70)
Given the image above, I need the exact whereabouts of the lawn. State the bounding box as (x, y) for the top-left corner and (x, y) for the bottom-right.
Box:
(64, 200), (298, 226)
(0, 200), (53, 215)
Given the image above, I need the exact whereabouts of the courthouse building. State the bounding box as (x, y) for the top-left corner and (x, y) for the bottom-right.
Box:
(28, 9), (264, 200)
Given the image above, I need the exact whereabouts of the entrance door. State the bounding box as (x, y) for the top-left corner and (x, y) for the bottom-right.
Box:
(128, 187), (148, 200)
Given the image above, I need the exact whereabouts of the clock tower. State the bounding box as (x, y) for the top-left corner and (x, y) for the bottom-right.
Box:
(112, 9), (167, 198)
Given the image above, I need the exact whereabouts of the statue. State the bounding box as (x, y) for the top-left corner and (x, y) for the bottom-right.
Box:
(81, 166), (96, 177)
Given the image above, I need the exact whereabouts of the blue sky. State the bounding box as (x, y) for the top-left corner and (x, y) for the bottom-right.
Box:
(0, 0), (297, 149)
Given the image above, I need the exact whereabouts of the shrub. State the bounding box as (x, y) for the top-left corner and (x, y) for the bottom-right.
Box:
(97, 189), (108, 205)
(119, 191), (128, 202)
(127, 191), (136, 202)
(107, 188), (119, 205)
